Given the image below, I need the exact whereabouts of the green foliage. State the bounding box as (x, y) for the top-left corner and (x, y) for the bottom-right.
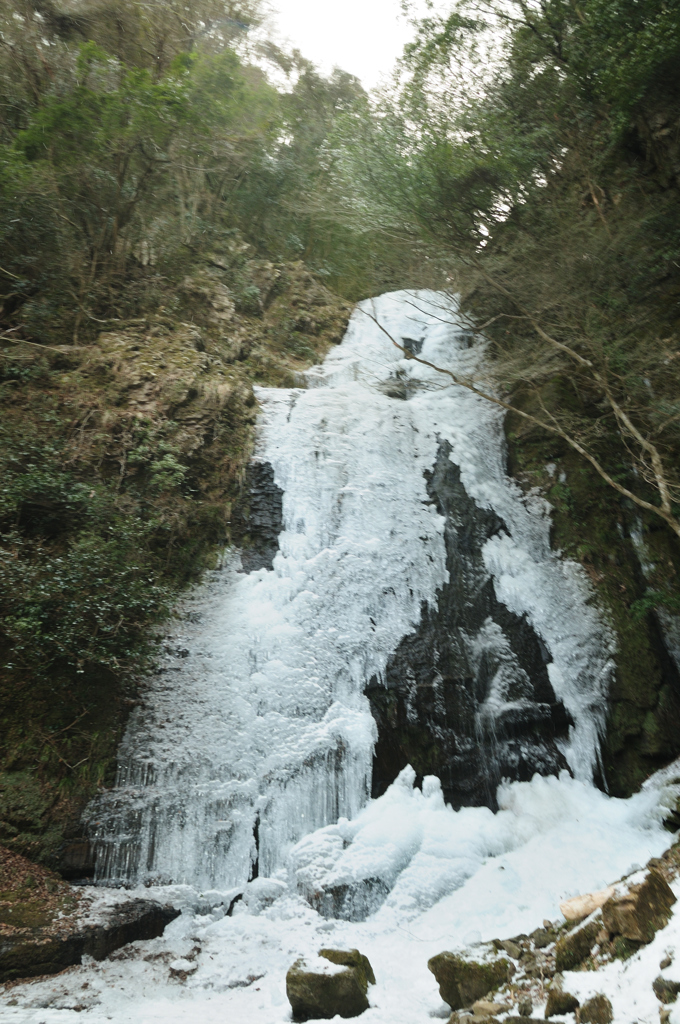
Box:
(0, 441), (174, 677)
(346, 0), (680, 538)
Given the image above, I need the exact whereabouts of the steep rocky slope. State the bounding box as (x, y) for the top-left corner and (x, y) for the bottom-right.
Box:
(0, 255), (351, 871)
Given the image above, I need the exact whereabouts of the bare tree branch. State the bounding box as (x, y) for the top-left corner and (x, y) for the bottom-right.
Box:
(358, 304), (680, 540)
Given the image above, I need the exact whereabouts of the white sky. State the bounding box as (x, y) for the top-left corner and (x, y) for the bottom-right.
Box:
(267, 0), (430, 89)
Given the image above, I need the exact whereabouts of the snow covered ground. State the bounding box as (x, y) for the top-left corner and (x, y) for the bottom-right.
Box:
(3, 767), (680, 1024)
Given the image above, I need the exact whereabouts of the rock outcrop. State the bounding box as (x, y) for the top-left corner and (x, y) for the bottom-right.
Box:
(367, 441), (572, 811)
(0, 896), (179, 983)
(602, 869), (676, 943)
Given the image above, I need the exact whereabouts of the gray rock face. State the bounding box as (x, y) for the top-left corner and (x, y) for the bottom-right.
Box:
(0, 898), (179, 983)
(286, 948), (374, 1021)
(312, 877), (391, 922)
(231, 460), (283, 572)
(367, 442), (572, 811)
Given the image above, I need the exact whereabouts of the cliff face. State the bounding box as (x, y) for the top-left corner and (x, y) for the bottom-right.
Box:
(0, 257), (351, 871)
(368, 441), (571, 811)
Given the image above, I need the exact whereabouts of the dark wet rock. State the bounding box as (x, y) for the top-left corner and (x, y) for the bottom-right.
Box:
(428, 952), (513, 1010)
(286, 948), (374, 1021)
(57, 839), (95, 880)
(579, 994), (613, 1024)
(0, 898), (179, 983)
(231, 460), (283, 572)
(554, 920), (600, 972)
(367, 441), (572, 811)
(602, 870), (676, 944)
(545, 987), (580, 1017)
(653, 976), (680, 1003)
(313, 877), (391, 922)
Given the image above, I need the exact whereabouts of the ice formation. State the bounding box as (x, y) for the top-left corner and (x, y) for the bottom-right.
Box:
(88, 290), (614, 889)
(6, 768), (679, 1024)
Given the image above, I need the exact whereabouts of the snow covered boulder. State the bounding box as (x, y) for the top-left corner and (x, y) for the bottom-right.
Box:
(601, 869), (676, 944)
(286, 949), (375, 1020)
(427, 952), (512, 1010)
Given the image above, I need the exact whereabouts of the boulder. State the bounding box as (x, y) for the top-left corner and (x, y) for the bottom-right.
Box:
(286, 949), (374, 1021)
(499, 939), (523, 959)
(0, 898), (179, 983)
(554, 920), (599, 972)
(318, 948), (376, 987)
(579, 994), (613, 1024)
(653, 976), (680, 1003)
(505, 1019), (546, 1024)
(517, 995), (533, 1016)
(428, 952), (512, 1010)
(602, 870), (676, 944)
(544, 986), (580, 1018)
(559, 888), (615, 922)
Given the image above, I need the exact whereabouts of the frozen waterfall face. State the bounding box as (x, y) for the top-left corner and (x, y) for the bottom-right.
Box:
(87, 290), (614, 889)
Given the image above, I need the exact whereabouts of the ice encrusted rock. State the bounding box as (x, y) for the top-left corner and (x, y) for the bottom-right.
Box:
(89, 289), (614, 890)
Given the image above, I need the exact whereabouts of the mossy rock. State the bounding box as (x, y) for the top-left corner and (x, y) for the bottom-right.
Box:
(286, 950), (373, 1021)
(653, 976), (680, 1003)
(319, 948), (376, 988)
(427, 952), (512, 1010)
(602, 870), (676, 943)
(580, 994), (613, 1024)
(554, 920), (599, 971)
(545, 986), (580, 1018)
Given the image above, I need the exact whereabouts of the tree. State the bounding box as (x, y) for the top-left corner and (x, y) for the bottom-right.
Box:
(347, 0), (680, 539)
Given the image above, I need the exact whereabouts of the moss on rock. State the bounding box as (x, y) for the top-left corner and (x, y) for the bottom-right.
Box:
(427, 952), (512, 1010)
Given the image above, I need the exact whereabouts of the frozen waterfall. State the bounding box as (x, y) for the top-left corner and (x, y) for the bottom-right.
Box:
(88, 290), (614, 889)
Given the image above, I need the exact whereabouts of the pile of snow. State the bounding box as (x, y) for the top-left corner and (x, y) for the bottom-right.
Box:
(291, 764), (679, 928)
